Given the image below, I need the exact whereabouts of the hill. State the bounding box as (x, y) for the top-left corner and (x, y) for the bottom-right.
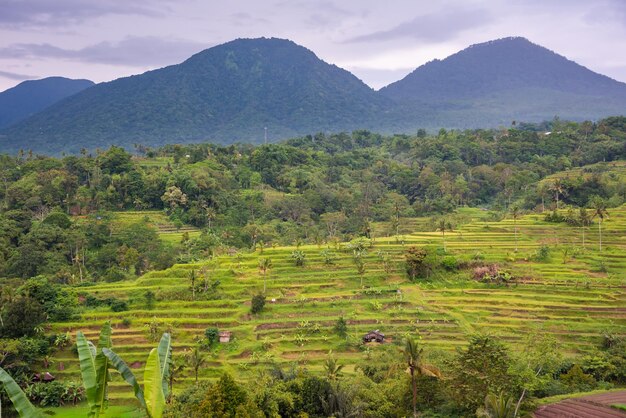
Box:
(0, 38), (388, 154)
(0, 77), (94, 129)
(379, 37), (626, 129)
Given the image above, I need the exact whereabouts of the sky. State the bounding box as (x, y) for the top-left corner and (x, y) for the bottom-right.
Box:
(1, 0), (626, 92)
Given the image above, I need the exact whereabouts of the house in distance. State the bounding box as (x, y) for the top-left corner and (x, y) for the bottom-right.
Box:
(363, 330), (385, 343)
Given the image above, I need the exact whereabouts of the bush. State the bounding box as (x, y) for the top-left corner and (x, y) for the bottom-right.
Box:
(120, 318), (132, 327)
(110, 299), (129, 312)
(533, 245), (551, 262)
(441, 255), (458, 271)
(205, 327), (219, 346)
(251, 293), (266, 314)
(405, 247), (432, 280)
(103, 266), (128, 282)
(291, 250), (306, 266)
(27, 381), (84, 407)
(334, 317), (348, 338)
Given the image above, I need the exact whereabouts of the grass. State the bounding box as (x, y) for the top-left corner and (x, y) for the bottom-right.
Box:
(49, 204), (626, 403)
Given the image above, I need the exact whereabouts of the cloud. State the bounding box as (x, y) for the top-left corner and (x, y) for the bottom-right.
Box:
(0, 36), (209, 67)
(344, 8), (493, 43)
(0, 70), (38, 81)
(0, 0), (172, 28)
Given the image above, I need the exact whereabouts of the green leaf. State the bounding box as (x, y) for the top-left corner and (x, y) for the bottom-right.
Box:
(0, 366), (42, 418)
(102, 347), (146, 410)
(144, 348), (166, 418)
(157, 333), (172, 398)
(76, 331), (98, 410)
(94, 322), (112, 414)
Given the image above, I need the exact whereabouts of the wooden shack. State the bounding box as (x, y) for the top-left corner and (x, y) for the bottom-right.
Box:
(363, 330), (385, 343)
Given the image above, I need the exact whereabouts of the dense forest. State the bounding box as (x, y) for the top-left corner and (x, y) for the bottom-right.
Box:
(1, 116), (626, 417)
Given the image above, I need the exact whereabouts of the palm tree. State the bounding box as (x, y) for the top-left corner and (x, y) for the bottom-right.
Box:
(590, 196), (609, 252)
(323, 351), (344, 382)
(186, 346), (206, 384)
(403, 338), (442, 418)
(548, 178), (567, 209)
(578, 207), (591, 249)
(167, 355), (186, 402)
(510, 205), (521, 252)
(477, 392), (515, 418)
(258, 257), (272, 292)
(436, 218), (453, 252)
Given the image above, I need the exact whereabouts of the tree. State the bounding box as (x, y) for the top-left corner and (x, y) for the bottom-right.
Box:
(258, 257), (272, 293)
(189, 269), (197, 300)
(403, 338), (441, 417)
(186, 346), (206, 384)
(251, 293), (266, 314)
(352, 249), (367, 287)
(590, 196), (609, 252)
(291, 250), (306, 267)
(0, 366), (42, 417)
(323, 351), (344, 381)
(167, 355), (186, 402)
(405, 247), (431, 280)
(510, 205), (521, 252)
(334, 317), (348, 339)
(436, 218), (453, 252)
(103, 333), (172, 418)
(76, 322), (112, 418)
(548, 178), (567, 209)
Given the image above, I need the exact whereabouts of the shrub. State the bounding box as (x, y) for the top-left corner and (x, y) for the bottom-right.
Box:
(27, 381), (84, 407)
(533, 245), (551, 262)
(291, 250), (306, 267)
(120, 317), (132, 327)
(472, 264), (513, 285)
(103, 266), (128, 282)
(251, 293), (266, 314)
(334, 317), (348, 339)
(110, 299), (129, 312)
(205, 327), (219, 346)
(560, 364), (596, 391)
(441, 255), (458, 271)
(405, 247), (431, 280)
(320, 249), (337, 265)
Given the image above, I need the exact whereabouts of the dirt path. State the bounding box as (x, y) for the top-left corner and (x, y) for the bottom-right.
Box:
(534, 391), (626, 417)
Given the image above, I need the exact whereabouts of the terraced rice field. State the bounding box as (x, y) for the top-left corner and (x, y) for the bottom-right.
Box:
(50, 206), (626, 402)
(110, 210), (200, 243)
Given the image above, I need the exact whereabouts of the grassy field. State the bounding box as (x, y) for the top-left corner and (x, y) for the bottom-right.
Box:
(109, 210), (200, 244)
(48, 205), (626, 404)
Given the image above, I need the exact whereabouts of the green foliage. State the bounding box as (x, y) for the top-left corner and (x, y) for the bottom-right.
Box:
(0, 366), (42, 417)
(103, 333), (172, 418)
(405, 247), (432, 280)
(333, 317), (348, 339)
(75, 322), (112, 418)
(250, 294), (266, 315)
(204, 327), (219, 347)
(290, 250), (306, 267)
(26, 380), (84, 407)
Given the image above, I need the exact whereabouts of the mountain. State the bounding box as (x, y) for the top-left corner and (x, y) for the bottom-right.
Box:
(379, 37), (626, 129)
(0, 77), (94, 130)
(0, 38), (388, 154)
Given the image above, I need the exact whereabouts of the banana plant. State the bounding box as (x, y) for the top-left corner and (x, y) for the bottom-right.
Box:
(103, 333), (171, 418)
(76, 322), (112, 418)
(0, 366), (42, 418)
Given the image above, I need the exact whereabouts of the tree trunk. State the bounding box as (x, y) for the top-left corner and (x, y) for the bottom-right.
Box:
(514, 388), (526, 418)
(599, 220), (602, 252)
(411, 368), (417, 418)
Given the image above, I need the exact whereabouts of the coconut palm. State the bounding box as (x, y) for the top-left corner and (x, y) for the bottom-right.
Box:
(258, 257), (272, 292)
(403, 338), (442, 418)
(590, 196), (609, 252)
(548, 178), (567, 209)
(436, 218), (453, 252)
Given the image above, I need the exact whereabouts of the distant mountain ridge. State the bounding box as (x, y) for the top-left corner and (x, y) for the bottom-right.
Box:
(0, 38), (387, 154)
(0, 77), (94, 130)
(1, 36), (625, 154)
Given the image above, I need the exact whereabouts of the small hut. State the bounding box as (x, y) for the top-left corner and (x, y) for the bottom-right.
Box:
(363, 330), (385, 343)
(218, 331), (232, 343)
(32, 372), (55, 383)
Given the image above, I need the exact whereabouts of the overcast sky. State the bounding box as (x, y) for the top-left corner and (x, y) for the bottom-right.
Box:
(1, 0), (626, 91)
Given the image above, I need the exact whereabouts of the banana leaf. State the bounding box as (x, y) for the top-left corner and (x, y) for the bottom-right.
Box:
(102, 348), (147, 410)
(0, 366), (42, 418)
(143, 348), (165, 418)
(157, 333), (172, 398)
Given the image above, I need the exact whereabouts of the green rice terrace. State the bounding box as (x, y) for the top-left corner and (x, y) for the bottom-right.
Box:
(50, 206), (626, 404)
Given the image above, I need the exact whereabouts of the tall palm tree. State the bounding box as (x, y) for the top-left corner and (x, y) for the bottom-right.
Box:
(590, 197), (609, 252)
(510, 205), (521, 253)
(548, 178), (567, 209)
(258, 257), (272, 293)
(436, 218), (453, 252)
(403, 338), (442, 418)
